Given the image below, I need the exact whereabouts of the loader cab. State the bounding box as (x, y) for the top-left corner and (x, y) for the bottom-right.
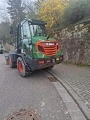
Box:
(16, 19), (47, 55)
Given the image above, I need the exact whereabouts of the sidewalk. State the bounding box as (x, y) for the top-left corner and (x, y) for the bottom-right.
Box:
(49, 63), (90, 119)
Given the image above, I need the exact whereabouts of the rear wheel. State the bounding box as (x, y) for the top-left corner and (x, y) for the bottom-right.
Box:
(17, 57), (30, 77)
(8, 56), (16, 68)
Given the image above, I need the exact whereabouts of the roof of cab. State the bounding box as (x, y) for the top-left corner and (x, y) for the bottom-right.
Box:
(21, 18), (47, 25)
(30, 19), (47, 25)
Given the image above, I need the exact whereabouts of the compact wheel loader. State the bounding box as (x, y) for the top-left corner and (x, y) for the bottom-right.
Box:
(5, 18), (63, 77)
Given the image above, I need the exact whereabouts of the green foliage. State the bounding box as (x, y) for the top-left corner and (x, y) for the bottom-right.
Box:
(38, 0), (67, 31)
(61, 0), (90, 28)
(0, 21), (11, 43)
(7, 0), (25, 26)
(24, 1), (38, 19)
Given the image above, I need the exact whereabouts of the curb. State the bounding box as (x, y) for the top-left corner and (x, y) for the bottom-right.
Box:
(48, 71), (90, 120)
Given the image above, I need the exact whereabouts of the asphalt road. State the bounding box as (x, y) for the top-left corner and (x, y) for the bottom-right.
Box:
(0, 54), (71, 120)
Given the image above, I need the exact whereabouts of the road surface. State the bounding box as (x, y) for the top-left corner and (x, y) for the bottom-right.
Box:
(0, 54), (71, 120)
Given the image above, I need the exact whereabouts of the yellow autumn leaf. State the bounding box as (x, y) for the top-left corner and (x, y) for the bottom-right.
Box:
(39, 0), (68, 30)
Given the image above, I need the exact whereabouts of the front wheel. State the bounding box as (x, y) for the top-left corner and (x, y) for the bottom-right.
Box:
(17, 57), (31, 77)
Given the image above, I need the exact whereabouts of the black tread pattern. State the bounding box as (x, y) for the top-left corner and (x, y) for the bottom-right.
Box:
(9, 56), (16, 68)
(17, 57), (31, 77)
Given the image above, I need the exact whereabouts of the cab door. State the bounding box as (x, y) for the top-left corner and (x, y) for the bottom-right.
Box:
(21, 20), (32, 57)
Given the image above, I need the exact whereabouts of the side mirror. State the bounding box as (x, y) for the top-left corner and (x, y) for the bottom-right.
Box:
(10, 26), (13, 34)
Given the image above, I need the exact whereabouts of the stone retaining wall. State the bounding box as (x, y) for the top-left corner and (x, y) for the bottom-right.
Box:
(58, 23), (90, 65)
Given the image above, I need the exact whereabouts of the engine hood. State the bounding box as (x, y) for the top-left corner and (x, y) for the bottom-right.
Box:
(32, 36), (62, 58)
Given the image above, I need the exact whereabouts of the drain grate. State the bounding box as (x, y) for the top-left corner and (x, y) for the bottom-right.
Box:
(4, 109), (40, 120)
(48, 77), (57, 82)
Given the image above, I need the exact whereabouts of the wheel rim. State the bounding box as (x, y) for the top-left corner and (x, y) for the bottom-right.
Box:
(18, 61), (23, 73)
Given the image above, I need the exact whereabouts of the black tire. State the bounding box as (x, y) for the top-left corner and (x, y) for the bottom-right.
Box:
(17, 57), (31, 77)
(44, 66), (54, 70)
(9, 56), (16, 68)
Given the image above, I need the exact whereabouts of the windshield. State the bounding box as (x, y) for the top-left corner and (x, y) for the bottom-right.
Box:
(30, 25), (46, 37)
(21, 20), (46, 39)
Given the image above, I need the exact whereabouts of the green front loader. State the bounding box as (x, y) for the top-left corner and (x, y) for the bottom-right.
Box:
(5, 18), (63, 77)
